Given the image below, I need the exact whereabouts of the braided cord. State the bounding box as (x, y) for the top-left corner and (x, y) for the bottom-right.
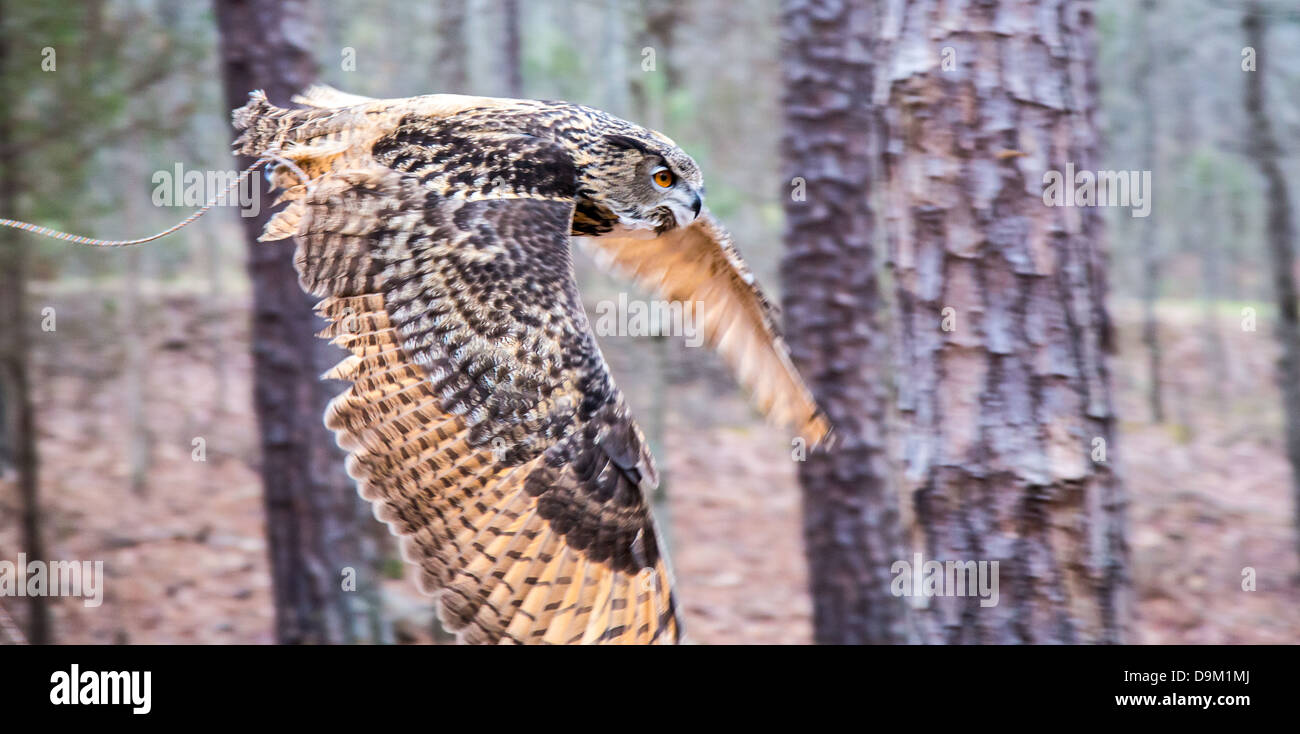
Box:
(0, 157), (270, 248)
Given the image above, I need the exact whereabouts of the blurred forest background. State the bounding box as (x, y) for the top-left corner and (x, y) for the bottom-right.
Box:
(1, 0), (1298, 644)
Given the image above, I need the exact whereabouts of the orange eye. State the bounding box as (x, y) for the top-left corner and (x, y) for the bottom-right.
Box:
(652, 168), (675, 188)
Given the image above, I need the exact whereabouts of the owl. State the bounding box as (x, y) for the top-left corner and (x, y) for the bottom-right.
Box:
(232, 86), (831, 644)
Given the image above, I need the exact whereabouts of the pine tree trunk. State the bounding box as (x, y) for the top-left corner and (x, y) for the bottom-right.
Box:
(879, 0), (1131, 643)
(435, 0), (470, 94)
(215, 0), (388, 644)
(601, 0), (628, 116)
(642, 0), (683, 92)
(0, 0), (50, 645)
(780, 0), (905, 644)
(1199, 176), (1227, 414)
(121, 132), (151, 496)
(1242, 1), (1300, 570)
(1134, 0), (1164, 424)
(630, 0), (683, 132)
(501, 0), (523, 98)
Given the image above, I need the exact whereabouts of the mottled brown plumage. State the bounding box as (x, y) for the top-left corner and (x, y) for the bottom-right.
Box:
(232, 85), (830, 645)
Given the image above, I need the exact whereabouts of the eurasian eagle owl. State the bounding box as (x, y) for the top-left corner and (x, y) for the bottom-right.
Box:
(232, 85), (830, 644)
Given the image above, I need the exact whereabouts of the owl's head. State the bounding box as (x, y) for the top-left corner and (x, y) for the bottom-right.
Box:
(583, 129), (705, 238)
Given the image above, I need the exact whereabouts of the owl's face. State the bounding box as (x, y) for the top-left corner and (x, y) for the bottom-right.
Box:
(586, 131), (706, 238)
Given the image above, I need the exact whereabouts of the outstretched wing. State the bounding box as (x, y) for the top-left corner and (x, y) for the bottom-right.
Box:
(234, 90), (680, 644)
(579, 216), (831, 445)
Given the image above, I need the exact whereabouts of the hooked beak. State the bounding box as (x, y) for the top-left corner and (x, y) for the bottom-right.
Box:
(666, 192), (703, 231)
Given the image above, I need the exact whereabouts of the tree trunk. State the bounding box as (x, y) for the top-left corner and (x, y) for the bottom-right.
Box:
(215, 0), (388, 645)
(1242, 1), (1300, 570)
(1134, 0), (1164, 424)
(780, 0), (905, 644)
(1199, 173), (1227, 414)
(879, 0), (1131, 643)
(121, 133), (151, 496)
(0, 0), (51, 645)
(501, 0), (523, 98)
(601, 0), (629, 116)
(435, 0), (469, 94)
(630, 0), (683, 132)
(643, 0), (683, 92)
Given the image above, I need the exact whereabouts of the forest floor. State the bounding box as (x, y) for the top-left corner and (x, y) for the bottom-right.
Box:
(1, 287), (1297, 644)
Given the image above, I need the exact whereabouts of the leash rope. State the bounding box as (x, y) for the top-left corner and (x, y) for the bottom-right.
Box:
(0, 152), (313, 248)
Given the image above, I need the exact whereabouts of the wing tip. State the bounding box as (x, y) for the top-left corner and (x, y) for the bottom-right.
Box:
(802, 408), (835, 450)
(231, 89), (271, 131)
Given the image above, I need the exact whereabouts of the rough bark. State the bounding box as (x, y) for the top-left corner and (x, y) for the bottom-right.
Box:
(215, 0), (387, 644)
(1242, 1), (1300, 569)
(0, 0), (50, 644)
(879, 0), (1131, 643)
(780, 0), (905, 644)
